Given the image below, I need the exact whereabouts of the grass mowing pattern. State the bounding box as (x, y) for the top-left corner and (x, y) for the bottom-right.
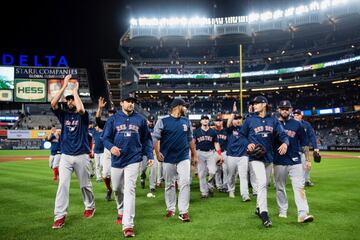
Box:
(0, 150), (359, 239)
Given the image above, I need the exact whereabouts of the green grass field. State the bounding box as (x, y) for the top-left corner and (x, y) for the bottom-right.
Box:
(0, 150), (359, 240)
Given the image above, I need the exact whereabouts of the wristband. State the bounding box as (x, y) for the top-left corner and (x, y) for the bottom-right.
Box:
(217, 149), (222, 156)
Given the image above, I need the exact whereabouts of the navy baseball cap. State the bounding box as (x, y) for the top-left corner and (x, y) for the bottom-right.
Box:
(170, 98), (188, 108)
(200, 114), (210, 120)
(214, 115), (223, 121)
(65, 95), (74, 101)
(108, 108), (116, 114)
(233, 114), (242, 120)
(278, 100), (292, 108)
(253, 96), (268, 104)
(147, 115), (155, 122)
(293, 109), (302, 115)
(121, 93), (137, 103)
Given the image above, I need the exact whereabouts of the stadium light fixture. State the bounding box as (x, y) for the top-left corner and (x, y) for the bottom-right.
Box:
(261, 11), (273, 21)
(309, 1), (320, 11)
(285, 7), (295, 17)
(249, 13), (260, 22)
(273, 10), (284, 19)
(281, 50), (286, 54)
(307, 52), (313, 56)
(332, 0), (348, 7)
(320, 0), (331, 10)
(130, 18), (138, 26)
(295, 5), (309, 15)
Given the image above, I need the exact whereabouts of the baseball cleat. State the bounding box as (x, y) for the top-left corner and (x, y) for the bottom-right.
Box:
(242, 196), (251, 202)
(229, 192), (235, 198)
(123, 228), (135, 238)
(305, 181), (314, 187)
(83, 208), (95, 218)
(52, 217), (65, 229)
(298, 214), (314, 223)
(105, 190), (112, 201)
(115, 214), (123, 225)
(166, 210), (175, 218)
(260, 211), (272, 228)
(278, 213), (287, 218)
(178, 213), (190, 222)
(201, 194), (209, 199)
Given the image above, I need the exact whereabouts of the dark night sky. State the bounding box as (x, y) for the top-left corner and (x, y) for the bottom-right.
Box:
(1, 0), (306, 97)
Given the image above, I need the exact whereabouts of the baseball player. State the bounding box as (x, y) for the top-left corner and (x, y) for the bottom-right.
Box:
(193, 114), (224, 198)
(139, 115), (156, 191)
(293, 109), (319, 187)
(141, 115), (163, 195)
(47, 127), (61, 181)
(245, 101), (258, 197)
(153, 98), (198, 222)
(102, 93), (154, 238)
(274, 100), (314, 223)
(226, 103), (250, 201)
(240, 95), (289, 228)
(96, 96), (116, 201)
(213, 115), (228, 192)
(92, 124), (104, 182)
(51, 74), (95, 229)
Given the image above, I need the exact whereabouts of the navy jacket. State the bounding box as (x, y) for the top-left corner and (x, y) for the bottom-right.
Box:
(102, 111), (153, 168)
(240, 113), (289, 163)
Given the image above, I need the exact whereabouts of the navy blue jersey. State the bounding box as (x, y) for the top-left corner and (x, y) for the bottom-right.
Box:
(52, 108), (90, 155)
(240, 113), (289, 163)
(49, 134), (61, 155)
(300, 120), (318, 149)
(193, 127), (218, 151)
(88, 127), (96, 137)
(274, 118), (307, 165)
(226, 126), (249, 157)
(102, 111), (153, 168)
(153, 115), (193, 164)
(93, 130), (104, 154)
(214, 128), (228, 152)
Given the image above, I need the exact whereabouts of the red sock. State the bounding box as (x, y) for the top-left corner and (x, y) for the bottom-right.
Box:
(53, 167), (59, 180)
(104, 177), (112, 191)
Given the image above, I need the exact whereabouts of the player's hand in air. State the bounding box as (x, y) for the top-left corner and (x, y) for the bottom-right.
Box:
(98, 97), (107, 109)
(63, 74), (72, 88)
(232, 101), (237, 113)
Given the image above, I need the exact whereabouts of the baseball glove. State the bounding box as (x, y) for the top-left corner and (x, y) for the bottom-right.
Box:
(313, 151), (321, 163)
(247, 144), (266, 160)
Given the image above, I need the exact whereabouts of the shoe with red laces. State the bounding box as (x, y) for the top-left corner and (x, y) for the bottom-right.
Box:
(165, 210), (175, 218)
(123, 228), (135, 238)
(178, 213), (190, 222)
(115, 214), (123, 225)
(83, 208), (95, 218)
(52, 217), (65, 229)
